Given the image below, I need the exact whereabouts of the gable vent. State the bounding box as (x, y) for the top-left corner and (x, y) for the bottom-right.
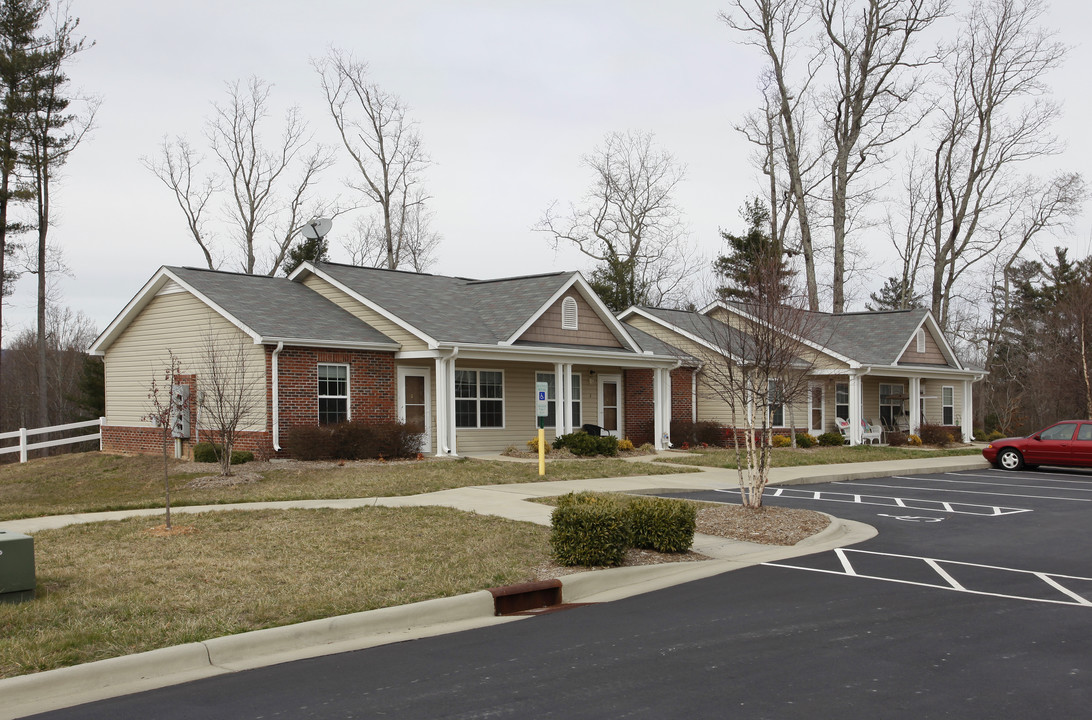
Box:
(916, 328), (925, 353)
(561, 296), (578, 330)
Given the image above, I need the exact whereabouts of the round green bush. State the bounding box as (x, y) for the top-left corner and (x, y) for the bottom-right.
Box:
(192, 442), (253, 465)
(550, 502), (630, 567)
(795, 433), (817, 448)
(817, 432), (844, 447)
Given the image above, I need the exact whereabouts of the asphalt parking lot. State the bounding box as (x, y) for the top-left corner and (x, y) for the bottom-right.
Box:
(668, 466), (1092, 605)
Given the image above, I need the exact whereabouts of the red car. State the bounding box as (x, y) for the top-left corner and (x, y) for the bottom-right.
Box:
(983, 420), (1092, 470)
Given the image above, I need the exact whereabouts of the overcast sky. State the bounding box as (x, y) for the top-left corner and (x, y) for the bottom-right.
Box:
(4, 0), (1091, 340)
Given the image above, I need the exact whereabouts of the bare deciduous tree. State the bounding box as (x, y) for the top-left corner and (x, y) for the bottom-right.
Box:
(535, 130), (698, 312)
(722, 0), (824, 310)
(142, 350), (187, 531)
(926, 0), (1082, 329)
(145, 76), (336, 276)
(315, 49), (433, 271)
(818, 0), (945, 313)
(197, 326), (262, 478)
(342, 187), (440, 273)
(695, 261), (825, 507)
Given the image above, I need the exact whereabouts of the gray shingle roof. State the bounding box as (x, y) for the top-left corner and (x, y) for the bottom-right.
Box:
(802, 308), (932, 365)
(310, 262), (632, 347)
(170, 267), (397, 347)
(636, 306), (759, 360)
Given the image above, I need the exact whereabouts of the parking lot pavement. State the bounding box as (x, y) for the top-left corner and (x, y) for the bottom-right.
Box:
(663, 466), (1092, 603)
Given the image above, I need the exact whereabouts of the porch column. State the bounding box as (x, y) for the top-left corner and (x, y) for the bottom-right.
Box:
(962, 379), (973, 442)
(848, 373), (863, 445)
(653, 367), (669, 450)
(447, 356), (458, 456)
(909, 376), (921, 435)
(434, 356), (448, 455)
(553, 362), (565, 435)
(563, 364), (574, 435)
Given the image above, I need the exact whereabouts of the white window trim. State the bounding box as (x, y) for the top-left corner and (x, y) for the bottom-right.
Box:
(455, 368), (506, 430)
(879, 382), (905, 424)
(942, 385), (954, 425)
(561, 296), (578, 330)
(835, 382), (849, 422)
(317, 362), (350, 424)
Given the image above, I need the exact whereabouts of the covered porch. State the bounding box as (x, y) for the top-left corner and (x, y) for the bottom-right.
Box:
(808, 368), (981, 445)
(396, 346), (680, 456)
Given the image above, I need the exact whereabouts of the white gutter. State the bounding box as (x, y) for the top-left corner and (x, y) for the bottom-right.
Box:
(272, 342), (284, 452)
(438, 347), (458, 455)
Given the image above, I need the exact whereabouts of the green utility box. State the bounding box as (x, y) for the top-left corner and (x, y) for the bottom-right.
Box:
(0, 530), (35, 604)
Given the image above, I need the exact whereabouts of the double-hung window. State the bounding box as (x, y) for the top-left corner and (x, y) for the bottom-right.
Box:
(767, 379), (785, 427)
(879, 383), (904, 426)
(318, 364), (349, 424)
(455, 370), (504, 428)
(835, 383), (849, 422)
(535, 372), (581, 428)
(942, 386), (954, 425)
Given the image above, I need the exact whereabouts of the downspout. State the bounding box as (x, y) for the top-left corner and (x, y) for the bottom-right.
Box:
(272, 342), (284, 452)
(692, 363), (703, 423)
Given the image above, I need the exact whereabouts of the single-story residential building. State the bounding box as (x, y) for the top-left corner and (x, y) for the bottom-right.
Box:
(90, 262), (690, 458)
(620, 299), (986, 444)
(90, 261), (984, 458)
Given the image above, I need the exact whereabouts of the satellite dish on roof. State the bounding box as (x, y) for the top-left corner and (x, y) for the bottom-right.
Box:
(301, 217), (333, 240)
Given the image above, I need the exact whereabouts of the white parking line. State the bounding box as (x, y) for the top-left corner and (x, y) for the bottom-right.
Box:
(770, 549), (1092, 607)
(951, 471), (1092, 485)
(925, 475), (1092, 493)
(715, 487), (1030, 516)
(838, 479), (1091, 503)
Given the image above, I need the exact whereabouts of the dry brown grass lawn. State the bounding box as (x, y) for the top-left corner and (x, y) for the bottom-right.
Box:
(0, 507), (553, 678)
(0, 452), (699, 521)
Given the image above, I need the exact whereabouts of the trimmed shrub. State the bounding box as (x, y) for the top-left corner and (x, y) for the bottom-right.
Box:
(772, 434), (792, 448)
(795, 433), (817, 449)
(818, 431), (844, 447)
(908, 434), (923, 446)
(283, 421), (422, 460)
(553, 432), (619, 457)
(987, 430), (1005, 441)
(973, 429), (987, 442)
(670, 420), (725, 448)
(886, 431), (908, 446)
(618, 438), (635, 451)
(918, 422), (956, 447)
(526, 436), (550, 454)
(550, 499), (630, 567)
(192, 442), (253, 465)
(627, 496), (696, 553)
(638, 442), (655, 453)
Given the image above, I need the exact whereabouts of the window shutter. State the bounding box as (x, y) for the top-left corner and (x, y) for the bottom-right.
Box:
(561, 296), (578, 330)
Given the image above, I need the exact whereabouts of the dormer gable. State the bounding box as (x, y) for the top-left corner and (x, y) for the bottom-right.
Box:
(897, 321), (954, 367)
(517, 289), (622, 348)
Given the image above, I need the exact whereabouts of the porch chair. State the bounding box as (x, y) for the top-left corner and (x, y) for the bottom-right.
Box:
(834, 417), (851, 445)
(861, 420), (882, 445)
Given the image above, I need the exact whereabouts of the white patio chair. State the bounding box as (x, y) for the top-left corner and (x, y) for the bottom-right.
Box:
(835, 417), (851, 445)
(861, 420), (882, 445)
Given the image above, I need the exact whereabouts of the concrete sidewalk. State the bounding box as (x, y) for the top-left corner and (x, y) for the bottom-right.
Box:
(0, 454), (989, 719)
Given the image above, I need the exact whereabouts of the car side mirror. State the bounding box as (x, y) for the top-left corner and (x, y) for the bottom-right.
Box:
(1032, 434), (1041, 441)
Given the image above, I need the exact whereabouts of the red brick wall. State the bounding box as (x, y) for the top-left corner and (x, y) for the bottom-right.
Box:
(624, 368), (654, 445)
(670, 367), (695, 423)
(102, 346), (397, 458)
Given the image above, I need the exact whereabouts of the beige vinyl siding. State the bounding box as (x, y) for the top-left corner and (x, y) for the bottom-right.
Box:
(519, 292), (622, 347)
(898, 328), (950, 366)
(452, 362), (607, 453)
(104, 291), (267, 430)
(301, 274), (425, 351)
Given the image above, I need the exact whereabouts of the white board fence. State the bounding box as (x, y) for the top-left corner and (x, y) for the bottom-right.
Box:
(0, 418), (104, 463)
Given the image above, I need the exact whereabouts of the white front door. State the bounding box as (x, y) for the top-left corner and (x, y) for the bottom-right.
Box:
(397, 367), (431, 453)
(598, 374), (622, 438)
(808, 383), (824, 436)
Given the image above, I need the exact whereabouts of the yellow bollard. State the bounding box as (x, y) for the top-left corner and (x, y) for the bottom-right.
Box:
(538, 427), (546, 476)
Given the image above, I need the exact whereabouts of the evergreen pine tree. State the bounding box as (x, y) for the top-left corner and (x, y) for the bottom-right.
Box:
(713, 198), (792, 303)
